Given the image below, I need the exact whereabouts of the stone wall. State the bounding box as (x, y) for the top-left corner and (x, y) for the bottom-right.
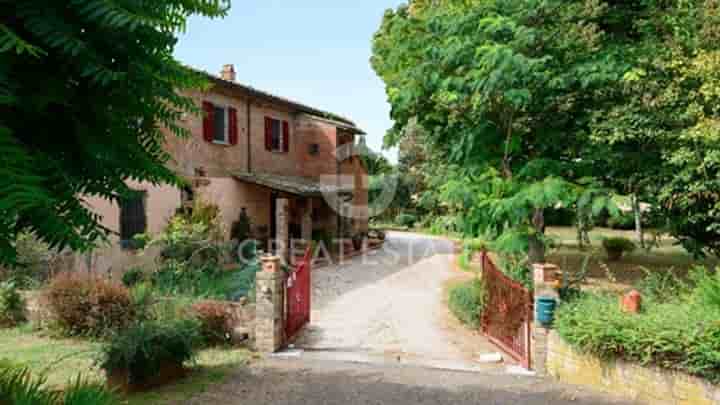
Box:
(547, 331), (720, 405)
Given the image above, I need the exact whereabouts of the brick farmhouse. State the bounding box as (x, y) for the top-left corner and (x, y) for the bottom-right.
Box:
(79, 64), (369, 274)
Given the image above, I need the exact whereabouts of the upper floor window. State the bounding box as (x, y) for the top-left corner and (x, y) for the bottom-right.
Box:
(202, 101), (238, 146)
(213, 106), (228, 143)
(265, 117), (289, 153)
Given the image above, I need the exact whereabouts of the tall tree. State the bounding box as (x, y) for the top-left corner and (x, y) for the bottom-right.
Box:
(0, 0), (229, 264)
(372, 0), (624, 263)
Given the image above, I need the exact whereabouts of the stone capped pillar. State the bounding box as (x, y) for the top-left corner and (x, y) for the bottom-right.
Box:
(532, 263), (561, 375)
(254, 255), (286, 353)
(276, 198), (289, 262)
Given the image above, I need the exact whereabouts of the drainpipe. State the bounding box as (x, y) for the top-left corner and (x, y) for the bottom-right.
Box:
(246, 97), (252, 173)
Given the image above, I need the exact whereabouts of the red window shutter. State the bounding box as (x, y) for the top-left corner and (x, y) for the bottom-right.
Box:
(264, 117), (272, 151)
(202, 101), (214, 143)
(282, 121), (290, 153)
(228, 107), (238, 145)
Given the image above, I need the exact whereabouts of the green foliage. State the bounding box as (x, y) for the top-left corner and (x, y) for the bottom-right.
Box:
(690, 267), (720, 310)
(60, 377), (119, 405)
(0, 281), (26, 328)
(372, 0), (720, 260)
(448, 278), (485, 329)
(555, 291), (720, 383)
(121, 267), (145, 288)
(2, 232), (60, 289)
(230, 208), (252, 243)
(636, 269), (689, 303)
(602, 237), (637, 256)
(141, 203), (260, 302)
(395, 213), (417, 228)
(0, 0), (230, 265)
(0, 361), (57, 405)
(98, 318), (202, 385)
(150, 260), (259, 302)
(606, 212), (636, 231)
(0, 361), (118, 405)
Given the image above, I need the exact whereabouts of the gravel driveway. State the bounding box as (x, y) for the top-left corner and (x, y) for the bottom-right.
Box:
(294, 232), (494, 363)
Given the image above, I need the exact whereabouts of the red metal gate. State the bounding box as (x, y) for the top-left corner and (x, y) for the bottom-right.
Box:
(481, 251), (533, 369)
(285, 246), (312, 341)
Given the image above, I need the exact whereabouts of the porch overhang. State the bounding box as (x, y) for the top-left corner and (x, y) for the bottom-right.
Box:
(233, 172), (354, 197)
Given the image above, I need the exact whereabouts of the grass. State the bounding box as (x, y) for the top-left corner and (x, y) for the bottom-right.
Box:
(0, 326), (254, 405)
(546, 226), (719, 292)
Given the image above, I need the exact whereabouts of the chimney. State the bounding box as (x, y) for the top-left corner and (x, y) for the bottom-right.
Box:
(220, 64), (236, 82)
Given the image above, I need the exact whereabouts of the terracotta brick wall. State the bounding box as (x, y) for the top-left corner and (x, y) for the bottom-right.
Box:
(165, 89), (250, 177)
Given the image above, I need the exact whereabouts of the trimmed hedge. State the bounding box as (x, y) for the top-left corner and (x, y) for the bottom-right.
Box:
(555, 292), (720, 382)
(448, 278), (485, 328)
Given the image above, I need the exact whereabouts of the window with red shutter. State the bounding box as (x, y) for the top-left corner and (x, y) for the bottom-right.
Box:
(282, 121), (290, 152)
(264, 117), (290, 153)
(264, 117), (273, 151)
(228, 107), (238, 145)
(202, 101), (215, 143)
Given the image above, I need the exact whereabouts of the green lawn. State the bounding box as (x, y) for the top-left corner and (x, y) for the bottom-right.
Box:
(546, 226), (719, 291)
(0, 326), (254, 405)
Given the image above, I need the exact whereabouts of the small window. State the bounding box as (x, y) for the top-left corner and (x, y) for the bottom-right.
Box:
(308, 143), (320, 155)
(213, 106), (228, 143)
(119, 191), (147, 249)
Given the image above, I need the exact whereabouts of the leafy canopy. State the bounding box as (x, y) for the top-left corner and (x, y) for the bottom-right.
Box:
(372, 0), (625, 260)
(0, 0), (229, 264)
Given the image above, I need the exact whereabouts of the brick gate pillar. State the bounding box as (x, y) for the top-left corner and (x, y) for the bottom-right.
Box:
(276, 198), (289, 263)
(532, 263), (561, 375)
(255, 255), (287, 353)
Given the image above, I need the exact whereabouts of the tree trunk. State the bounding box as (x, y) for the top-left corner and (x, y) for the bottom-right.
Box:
(528, 208), (546, 264)
(632, 194), (645, 249)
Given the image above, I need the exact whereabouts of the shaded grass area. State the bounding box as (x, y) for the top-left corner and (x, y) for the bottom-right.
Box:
(0, 326), (253, 404)
(546, 227), (719, 291)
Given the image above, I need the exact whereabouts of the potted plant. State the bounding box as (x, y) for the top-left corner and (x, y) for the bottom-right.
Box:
(602, 237), (637, 261)
(99, 318), (202, 393)
(351, 233), (365, 251)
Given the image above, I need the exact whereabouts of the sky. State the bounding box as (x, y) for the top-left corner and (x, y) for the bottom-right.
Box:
(174, 0), (406, 162)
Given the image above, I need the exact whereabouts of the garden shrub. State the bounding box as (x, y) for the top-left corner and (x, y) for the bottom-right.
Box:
(555, 290), (720, 382)
(230, 208), (252, 243)
(1, 232), (59, 289)
(690, 266), (720, 309)
(150, 259), (259, 302)
(191, 300), (235, 346)
(0, 281), (26, 327)
(121, 267), (145, 288)
(448, 278), (485, 328)
(636, 269), (688, 303)
(602, 237), (636, 260)
(44, 273), (134, 337)
(606, 211), (636, 230)
(395, 213), (417, 228)
(98, 318), (202, 385)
